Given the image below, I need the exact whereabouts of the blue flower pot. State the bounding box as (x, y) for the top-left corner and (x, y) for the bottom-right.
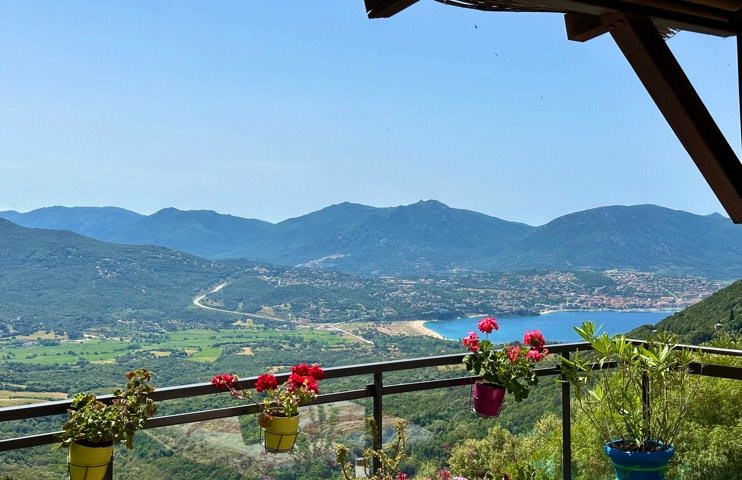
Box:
(604, 441), (675, 480)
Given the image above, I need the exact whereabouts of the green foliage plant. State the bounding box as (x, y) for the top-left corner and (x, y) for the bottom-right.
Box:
(559, 322), (695, 452)
(336, 419), (407, 480)
(447, 415), (560, 480)
(61, 369), (156, 449)
(463, 317), (549, 401)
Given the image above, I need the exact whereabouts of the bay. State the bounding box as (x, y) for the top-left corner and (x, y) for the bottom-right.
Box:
(424, 310), (674, 343)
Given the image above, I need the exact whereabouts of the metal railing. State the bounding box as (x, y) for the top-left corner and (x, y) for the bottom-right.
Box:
(2, 340), (742, 479)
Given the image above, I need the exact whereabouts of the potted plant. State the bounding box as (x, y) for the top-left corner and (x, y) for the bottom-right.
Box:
(61, 369), (156, 480)
(559, 322), (695, 480)
(462, 317), (549, 417)
(211, 362), (324, 452)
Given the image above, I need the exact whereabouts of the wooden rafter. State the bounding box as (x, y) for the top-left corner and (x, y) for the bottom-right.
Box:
(603, 12), (742, 222)
(365, 0), (419, 18)
(363, 0), (742, 222)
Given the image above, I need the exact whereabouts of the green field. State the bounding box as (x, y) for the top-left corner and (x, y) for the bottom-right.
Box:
(0, 326), (353, 365)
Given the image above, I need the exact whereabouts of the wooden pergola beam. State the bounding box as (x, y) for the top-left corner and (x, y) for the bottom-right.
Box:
(602, 12), (742, 223)
(365, 0), (419, 18)
(565, 12), (609, 41)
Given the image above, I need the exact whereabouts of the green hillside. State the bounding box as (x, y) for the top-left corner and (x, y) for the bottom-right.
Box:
(499, 205), (742, 279)
(630, 279), (742, 343)
(0, 219), (229, 336)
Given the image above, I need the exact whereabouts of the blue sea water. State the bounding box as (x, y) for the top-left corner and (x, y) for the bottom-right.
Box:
(424, 310), (674, 343)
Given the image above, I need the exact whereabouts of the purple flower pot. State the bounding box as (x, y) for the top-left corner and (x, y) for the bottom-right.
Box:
(471, 381), (506, 417)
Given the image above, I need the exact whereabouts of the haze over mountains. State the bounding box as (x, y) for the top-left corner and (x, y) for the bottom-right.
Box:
(2, 201), (740, 278)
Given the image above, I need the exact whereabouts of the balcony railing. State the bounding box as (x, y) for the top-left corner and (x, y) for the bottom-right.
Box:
(2, 340), (742, 479)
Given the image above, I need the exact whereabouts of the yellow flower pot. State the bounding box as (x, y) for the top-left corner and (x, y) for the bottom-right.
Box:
(68, 441), (113, 480)
(262, 414), (299, 453)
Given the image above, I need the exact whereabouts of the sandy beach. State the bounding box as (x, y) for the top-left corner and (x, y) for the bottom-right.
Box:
(369, 320), (446, 339)
(392, 320), (443, 340)
(406, 320), (445, 339)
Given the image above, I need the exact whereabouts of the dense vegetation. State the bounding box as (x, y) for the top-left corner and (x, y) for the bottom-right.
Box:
(630, 279), (742, 344)
(2, 279), (742, 478)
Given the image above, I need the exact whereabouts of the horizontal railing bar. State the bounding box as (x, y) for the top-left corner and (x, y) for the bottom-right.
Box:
(383, 377), (476, 396)
(0, 432), (61, 452)
(689, 362), (742, 380)
(0, 399), (71, 422)
(146, 405), (260, 428)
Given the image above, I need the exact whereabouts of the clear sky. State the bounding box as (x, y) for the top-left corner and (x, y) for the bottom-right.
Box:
(0, 1), (738, 226)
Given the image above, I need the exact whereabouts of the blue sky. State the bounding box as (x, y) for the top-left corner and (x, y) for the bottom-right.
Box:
(0, 1), (738, 225)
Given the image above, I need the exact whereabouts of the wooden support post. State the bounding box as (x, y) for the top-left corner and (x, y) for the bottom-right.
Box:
(603, 12), (742, 223)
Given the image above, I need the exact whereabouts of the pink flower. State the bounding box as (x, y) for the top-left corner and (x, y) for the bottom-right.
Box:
(397, 473), (408, 480)
(462, 332), (479, 352)
(211, 373), (237, 390)
(255, 374), (278, 392)
(526, 348), (546, 362)
(523, 330), (546, 351)
(438, 470), (452, 480)
(507, 345), (521, 362)
(478, 316), (499, 334)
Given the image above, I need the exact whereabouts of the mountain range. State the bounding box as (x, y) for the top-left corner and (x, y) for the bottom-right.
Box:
(2, 201), (741, 278)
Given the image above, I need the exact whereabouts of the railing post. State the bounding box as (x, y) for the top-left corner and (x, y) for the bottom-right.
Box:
(561, 353), (572, 480)
(104, 455), (113, 480)
(372, 371), (383, 476)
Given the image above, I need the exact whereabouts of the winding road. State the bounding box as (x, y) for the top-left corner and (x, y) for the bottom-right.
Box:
(192, 283), (374, 345)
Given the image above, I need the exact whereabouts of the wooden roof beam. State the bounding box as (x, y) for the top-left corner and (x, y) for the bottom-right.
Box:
(565, 12), (609, 41)
(365, 0), (419, 18)
(603, 12), (742, 222)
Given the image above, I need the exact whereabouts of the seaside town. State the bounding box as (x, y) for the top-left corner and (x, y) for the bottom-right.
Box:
(211, 265), (728, 324)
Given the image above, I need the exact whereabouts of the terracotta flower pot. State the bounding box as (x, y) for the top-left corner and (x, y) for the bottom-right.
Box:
(262, 414), (300, 453)
(68, 441), (113, 480)
(471, 381), (506, 417)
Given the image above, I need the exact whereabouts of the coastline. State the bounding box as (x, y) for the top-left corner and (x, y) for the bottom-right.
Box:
(410, 320), (445, 340)
(538, 308), (679, 315)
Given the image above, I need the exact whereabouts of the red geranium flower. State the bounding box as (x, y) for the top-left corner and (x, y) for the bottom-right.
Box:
(255, 373), (278, 392)
(309, 363), (325, 380)
(303, 376), (319, 394)
(523, 330), (546, 351)
(462, 331), (479, 352)
(526, 348), (545, 362)
(210, 363), (323, 418)
(211, 373), (237, 390)
(287, 373), (305, 392)
(292, 363), (311, 376)
(507, 345), (521, 362)
(478, 316), (499, 334)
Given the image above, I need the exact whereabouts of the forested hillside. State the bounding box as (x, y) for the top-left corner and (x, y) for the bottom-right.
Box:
(0, 219), (228, 336)
(630, 279), (742, 343)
